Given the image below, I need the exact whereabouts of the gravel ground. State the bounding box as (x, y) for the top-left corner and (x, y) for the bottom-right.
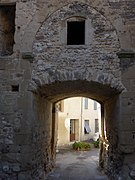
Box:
(45, 148), (108, 180)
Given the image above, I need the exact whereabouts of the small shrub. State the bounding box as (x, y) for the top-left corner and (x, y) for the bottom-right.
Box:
(93, 139), (99, 148)
(72, 141), (91, 151)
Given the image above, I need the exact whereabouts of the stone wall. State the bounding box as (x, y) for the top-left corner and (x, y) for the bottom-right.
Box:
(32, 1), (122, 92)
(0, 0), (135, 179)
(0, 56), (34, 179)
(119, 56), (135, 179)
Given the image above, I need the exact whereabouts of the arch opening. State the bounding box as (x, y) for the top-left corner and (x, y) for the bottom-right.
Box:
(50, 96), (103, 179)
(32, 80), (122, 179)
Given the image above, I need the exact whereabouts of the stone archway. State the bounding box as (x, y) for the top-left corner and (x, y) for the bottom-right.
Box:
(31, 80), (122, 179)
(30, 1), (124, 179)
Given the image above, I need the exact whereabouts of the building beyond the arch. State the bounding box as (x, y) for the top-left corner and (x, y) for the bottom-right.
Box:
(57, 97), (101, 146)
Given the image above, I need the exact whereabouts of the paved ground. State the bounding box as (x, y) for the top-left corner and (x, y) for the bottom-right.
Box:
(45, 148), (108, 180)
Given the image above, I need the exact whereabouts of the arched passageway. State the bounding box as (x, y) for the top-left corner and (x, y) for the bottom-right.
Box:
(32, 80), (122, 179)
(52, 96), (103, 180)
(30, 2), (124, 178)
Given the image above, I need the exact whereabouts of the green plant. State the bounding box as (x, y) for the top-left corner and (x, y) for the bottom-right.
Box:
(72, 141), (91, 151)
(93, 139), (99, 148)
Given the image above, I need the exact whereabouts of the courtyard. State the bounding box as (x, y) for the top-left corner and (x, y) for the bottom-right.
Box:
(46, 147), (108, 180)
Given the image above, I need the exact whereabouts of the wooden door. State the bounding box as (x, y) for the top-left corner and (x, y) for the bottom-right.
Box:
(70, 119), (75, 141)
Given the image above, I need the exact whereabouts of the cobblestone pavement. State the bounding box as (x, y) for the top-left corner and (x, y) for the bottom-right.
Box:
(45, 148), (108, 180)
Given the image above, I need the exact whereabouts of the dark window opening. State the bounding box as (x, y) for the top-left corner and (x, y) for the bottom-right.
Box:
(95, 119), (99, 133)
(67, 21), (85, 45)
(84, 120), (91, 134)
(0, 5), (16, 56)
(12, 85), (19, 92)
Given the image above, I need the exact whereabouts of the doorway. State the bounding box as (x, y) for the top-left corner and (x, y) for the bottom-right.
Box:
(70, 119), (79, 142)
(70, 119), (75, 141)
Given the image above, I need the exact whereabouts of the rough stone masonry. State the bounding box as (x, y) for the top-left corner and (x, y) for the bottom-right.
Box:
(0, 0), (135, 179)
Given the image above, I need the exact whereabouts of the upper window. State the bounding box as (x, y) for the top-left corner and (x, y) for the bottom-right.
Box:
(84, 98), (88, 109)
(94, 101), (97, 110)
(67, 20), (85, 45)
